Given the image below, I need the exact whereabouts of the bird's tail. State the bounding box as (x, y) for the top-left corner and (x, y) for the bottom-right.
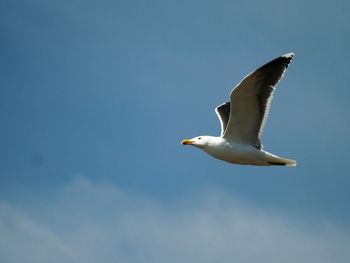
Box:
(266, 153), (297, 167)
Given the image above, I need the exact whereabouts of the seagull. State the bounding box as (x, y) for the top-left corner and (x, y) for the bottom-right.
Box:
(181, 53), (297, 166)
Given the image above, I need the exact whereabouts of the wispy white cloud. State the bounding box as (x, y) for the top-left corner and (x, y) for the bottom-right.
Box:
(0, 177), (349, 263)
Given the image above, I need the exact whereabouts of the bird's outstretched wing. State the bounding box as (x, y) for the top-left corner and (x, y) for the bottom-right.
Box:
(223, 53), (294, 149)
(215, 102), (230, 136)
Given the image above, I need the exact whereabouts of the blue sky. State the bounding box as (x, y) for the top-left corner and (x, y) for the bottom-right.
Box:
(1, 0), (350, 262)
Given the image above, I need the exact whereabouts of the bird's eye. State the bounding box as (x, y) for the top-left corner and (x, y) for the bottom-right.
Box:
(198, 137), (201, 140)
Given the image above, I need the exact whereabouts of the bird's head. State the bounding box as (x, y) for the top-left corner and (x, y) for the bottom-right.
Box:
(181, 136), (211, 149)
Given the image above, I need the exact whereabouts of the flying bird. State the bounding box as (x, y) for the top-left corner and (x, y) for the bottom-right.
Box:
(181, 53), (297, 166)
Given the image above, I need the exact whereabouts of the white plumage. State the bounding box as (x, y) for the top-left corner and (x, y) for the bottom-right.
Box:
(182, 53), (297, 166)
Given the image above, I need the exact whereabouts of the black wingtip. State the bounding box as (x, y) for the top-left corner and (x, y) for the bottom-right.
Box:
(257, 52), (295, 71)
(281, 52), (294, 64)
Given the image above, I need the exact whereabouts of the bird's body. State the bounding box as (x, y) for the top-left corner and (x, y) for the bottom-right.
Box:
(182, 53), (297, 167)
(184, 136), (296, 166)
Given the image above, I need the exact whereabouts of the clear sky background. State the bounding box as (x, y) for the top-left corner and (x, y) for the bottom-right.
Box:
(1, 0), (350, 262)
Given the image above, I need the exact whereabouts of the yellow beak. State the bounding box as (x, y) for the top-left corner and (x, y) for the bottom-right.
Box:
(181, 139), (193, 145)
